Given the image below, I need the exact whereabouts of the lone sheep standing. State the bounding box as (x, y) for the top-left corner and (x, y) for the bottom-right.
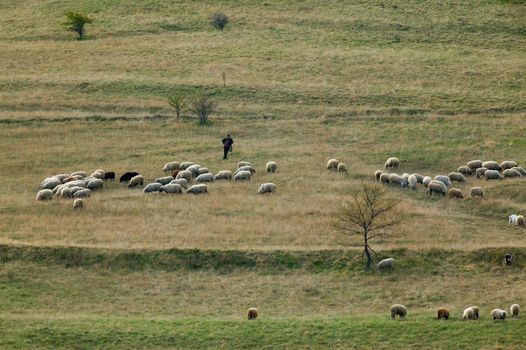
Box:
(247, 308), (259, 320)
(266, 161), (277, 173)
(448, 188), (463, 199)
(390, 304), (407, 319)
(437, 308), (450, 320)
(36, 189), (53, 201)
(258, 183), (277, 194)
(491, 309), (507, 320)
(337, 162), (347, 173)
(384, 157), (400, 170)
(187, 184), (208, 195)
(327, 159), (339, 170)
(462, 307), (475, 320)
(73, 198), (84, 210)
(510, 304), (520, 318)
(470, 187), (485, 199)
(377, 258), (395, 270)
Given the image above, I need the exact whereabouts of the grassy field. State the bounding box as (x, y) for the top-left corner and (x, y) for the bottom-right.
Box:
(0, 0), (525, 348)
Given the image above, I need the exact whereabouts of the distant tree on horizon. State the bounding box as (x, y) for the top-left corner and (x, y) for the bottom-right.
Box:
(191, 94), (216, 124)
(211, 12), (229, 32)
(63, 12), (94, 40)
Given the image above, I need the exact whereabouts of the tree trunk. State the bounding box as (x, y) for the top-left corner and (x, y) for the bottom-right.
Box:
(176, 107), (180, 119)
(364, 244), (373, 271)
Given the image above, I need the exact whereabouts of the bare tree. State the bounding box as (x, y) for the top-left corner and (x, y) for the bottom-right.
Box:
(62, 12), (94, 40)
(221, 71), (227, 87)
(191, 94), (216, 124)
(333, 183), (401, 271)
(168, 93), (186, 119)
(211, 12), (229, 31)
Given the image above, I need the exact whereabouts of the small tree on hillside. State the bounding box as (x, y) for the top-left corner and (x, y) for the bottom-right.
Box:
(63, 12), (94, 40)
(211, 12), (229, 31)
(333, 183), (401, 271)
(191, 94), (216, 124)
(168, 93), (186, 119)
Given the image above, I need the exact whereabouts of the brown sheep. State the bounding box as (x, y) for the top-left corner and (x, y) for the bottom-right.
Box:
(472, 306), (480, 319)
(437, 308), (450, 320)
(247, 308), (259, 320)
(390, 304), (407, 319)
(448, 188), (463, 199)
(172, 170), (181, 178)
(517, 215), (525, 227)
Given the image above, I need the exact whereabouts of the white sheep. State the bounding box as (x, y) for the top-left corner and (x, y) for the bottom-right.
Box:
(213, 171), (232, 181)
(238, 161), (253, 168)
(70, 171), (87, 178)
(197, 167), (210, 176)
(470, 187), (484, 199)
(484, 170), (503, 181)
(170, 178), (188, 189)
(377, 258), (395, 269)
(69, 186), (85, 195)
(162, 161), (180, 173)
(427, 180), (447, 196)
(510, 304), (520, 318)
(186, 164), (201, 178)
(503, 168), (521, 178)
(467, 160), (483, 170)
(187, 184), (208, 194)
(433, 175), (451, 187)
(462, 307), (475, 320)
(65, 180), (86, 188)
(73, 198), (84, 210)
(412, 173), (424, 184)
(41, 177), (62, 190)
(518, 215), (525, 227)
(196, 173), (214, 183)
(127, 175), (144, 188)
(509, 214), (518, 225)
(389, 173), (404, 187)
(457, 166), (472, 176)
(236, 165), (256, 174)
(375, 170), (383, 182)
(326, 159), (339, 170)
(155, 176), (174, 185)
(87, 179), (104, 191)
(407, 174), (417, 190)
(512, 166), (526, 176)
(266, 161), (277, 173)
(258, 183), (277, 194)
(384, 157), (400, 170)
(143, 183), (162, 193)
(390, 304), (407, 319)
(90, 170), (105, 179)
(176, 170), (192, 182)
(234, 170), (252, 181)
(179, 162), (193, 170)
(491, 309), (507, 320)
(448, 172), (466, 182)
(500, 160), (518, 170)
(337, 162), (347, 173)
(160, 183), (183, 194)
(422, 176), (432, 188)
(482, 161), (501, 171)
(36, 189), (53, 201)
(58, 187), (73, 198)
(73, 189), (91, 198)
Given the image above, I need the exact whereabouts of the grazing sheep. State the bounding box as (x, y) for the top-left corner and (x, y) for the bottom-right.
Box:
(510, 304), (520, 318)
(162, 161), (180, 173)
(258, 183), (277, 194)
(87, 179), (104, 191)
(196, 173), (214, 183)
(127, 175), (144, 188)
(491, 309), (507, 320)
(377, 258), (395, 269)
(467, 160), (483, 170)
(90, 170), (104, 179)
(470, 187), (485, 199)
(36, 189), (53, 201)
(375, 170), (383, 182)
(214, 171), (233, 181)
(449, 172), (466, 183)
(65, 180), (86, 188)
(428, 180), (447, 196)
(73, 189), (91, 198)
(472, 306), (480, 319)
(143, 183), (162, 193)
(179, 162), (194, 170)
(503, 168), (521, 178)
(408, 174), (417, 190)
(58, 187), (73, 198)
(390, 304), (407, 319)
(422, 176), (432, 188)
(103, 171), (115, 181)
(476, 167), (488, 179)
(337, 162), (348, 173)
(326, 159), (339, 170)
(53, 184), (66, 194)
(247, 308), (259, 320)
(517, 215), (525, 227)
(73, 198), (84, 210)
(120, 172), (139, 183)
(379, 173), (390, 184)
(41, 177), (62, 190)
(462, 307), (475, 320)
(412, 173), (424, 184)
(187, 184), (208, 194)
(434, 175), (451, 187)
(448, 188), (463, 199)
(384, 157), (400, 170)
(69, 186), (85, 195)
(234, 170), (252, 181)
(437, 308), (450, 320)
(457, 166), (472, 176)
(71, 171), (87, 178)
(505, 254), (513, 265)
(500, 160), (518, 170)
(197, 167), (210, 176)
(238, 161), (253, 168)
(186, 165), (201, 178)
(389, 173), (404, 187)
(484, 170), (503, 181)
(176, 170), (192, 182)
(62, 175), (80, 183)
(170, 178), (188, 189)
(54, 174), (70, 182)
(160, 183), (183, 194)
(236, 165), (256, 175)
(155, 176), (174, 185)
(512, 166), (526, 176)
(482, 161), (501, 171)
(266, 161), (277, 173)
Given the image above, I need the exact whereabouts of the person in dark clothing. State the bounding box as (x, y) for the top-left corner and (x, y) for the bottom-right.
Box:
(222, 134), (234, 159)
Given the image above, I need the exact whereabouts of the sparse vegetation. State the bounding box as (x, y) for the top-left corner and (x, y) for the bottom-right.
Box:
(211, 12), (229, 32)
(168, 93), (186, 119)
(191, 94), (215, 124)
(62, 12), (94, 40)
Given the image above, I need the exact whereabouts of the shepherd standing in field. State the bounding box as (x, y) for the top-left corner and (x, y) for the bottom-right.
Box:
(222, 134), (234, 160)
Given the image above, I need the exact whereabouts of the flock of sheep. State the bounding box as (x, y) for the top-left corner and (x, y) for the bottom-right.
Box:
(390, 303), (520, 321)
(370, 157), (526, 200)
(36, 161), (279, 208)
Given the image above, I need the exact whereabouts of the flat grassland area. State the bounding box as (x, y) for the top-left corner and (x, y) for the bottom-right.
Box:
(0, 0), (525, 348)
